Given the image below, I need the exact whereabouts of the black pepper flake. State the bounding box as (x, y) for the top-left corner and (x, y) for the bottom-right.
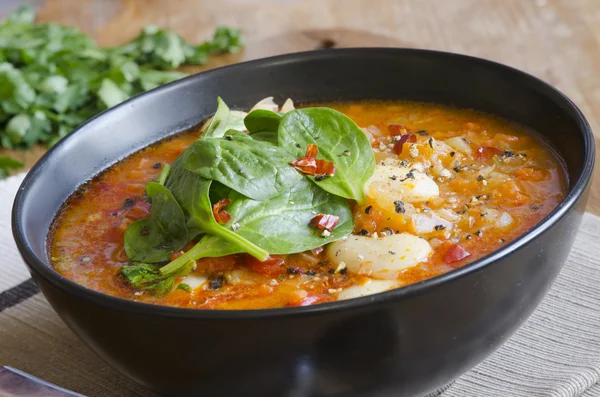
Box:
(339, 267), (348, 275)
(476, 175), (484, 181)
(394, 200), (406, 214)
(530, 204), (542, 210)
(382, 227), (394, 236)
(111, 212), (118, 216)
(400, 171), (415, 181)
(475, 230), (482, 237)
(466, 234), (472, 240)
(417, 130), (428, 136)
(328, 269), (335, 274)
(480, 212), (488, 217)
(122, 198), (135, 209)
(500, 239), (506, 243)
(365, 205), (373, 214)
(140, 227), (149, 236)
(315, 174), (328, 181)
(389, 175), (397, 180)
(434, 225), (446, 231)
(153, 162), (161, 169)
(335, 250), (341, 257)
(503, 150), (514, 157)
(295, 143), (301, 148)
(389, 251), (396, 255)
(456, 210), (468, 214)
(287, 267), (301, 275)
(317, 261), (329, 266)
(209, 275), (225, 290)
(450, 151), (456, 157)
(225, 135), (233, 141)
(453, 166), (462, 173)
(79, 256), (91, 264)
(428, 137), (434, 149)
(358, 229), (370, 236)
(306, 270), (316, 276)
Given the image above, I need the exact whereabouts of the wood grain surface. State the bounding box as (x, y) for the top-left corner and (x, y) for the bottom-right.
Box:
(1, 0), (599, 214)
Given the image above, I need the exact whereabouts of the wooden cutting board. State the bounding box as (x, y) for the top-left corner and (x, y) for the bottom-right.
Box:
(0, 29), (404, 170)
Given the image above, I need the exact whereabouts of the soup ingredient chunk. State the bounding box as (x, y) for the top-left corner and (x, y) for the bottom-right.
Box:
(326, 233), (433, 279)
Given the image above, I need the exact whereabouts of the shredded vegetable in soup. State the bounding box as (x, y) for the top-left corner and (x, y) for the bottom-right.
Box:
(48, 98), (567, 309)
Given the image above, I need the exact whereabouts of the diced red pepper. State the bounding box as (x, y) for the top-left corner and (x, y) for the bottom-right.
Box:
(286, 293), (330, 307)
(309, 214), (340, 231)
(315, 159), (336, 176)
(392, 134), (417, 155)
(212, 198), (232, 224)
(476, 146), (503, 162)
(245, 255), (285, 277)
(291, 144), (335, 177)
(387, 124), (409, 136)
(290, 144), (318, 174)
(442, 244), (471, 264)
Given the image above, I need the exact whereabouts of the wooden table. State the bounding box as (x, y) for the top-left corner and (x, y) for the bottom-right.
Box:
(2, 0), (599, 214)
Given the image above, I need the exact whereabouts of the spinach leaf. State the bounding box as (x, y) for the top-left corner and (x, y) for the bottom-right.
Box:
(249, 130), (278, 145)
(278, 108), (375, 203)
(244, 109), (282, 133)
(184, 129), (303, 200)
(124, 182), (189, 263)
(120, 260), (196, 296)
(165, 164), (268, 260)
(227, 178), (353, 254)
(202, 97), (247, 139)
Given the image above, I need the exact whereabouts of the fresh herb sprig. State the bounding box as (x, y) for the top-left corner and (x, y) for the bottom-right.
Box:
(0, 6), (242, 177)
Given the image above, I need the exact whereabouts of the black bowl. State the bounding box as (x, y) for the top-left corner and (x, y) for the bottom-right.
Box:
(12, 49), (594, 397)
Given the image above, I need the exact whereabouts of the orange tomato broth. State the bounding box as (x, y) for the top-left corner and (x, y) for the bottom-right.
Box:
(48, 101), (566, 309)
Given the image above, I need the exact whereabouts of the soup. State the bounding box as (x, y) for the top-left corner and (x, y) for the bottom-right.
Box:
(48, 98), (566, 309)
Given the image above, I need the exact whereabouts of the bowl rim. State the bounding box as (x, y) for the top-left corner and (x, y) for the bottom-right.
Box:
(12, 47), (595, 319)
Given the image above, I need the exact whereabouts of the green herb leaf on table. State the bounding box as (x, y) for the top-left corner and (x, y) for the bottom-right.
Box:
(184, 130), (304, 201)
(278, 108), (375, 203)
(0, 6), (243, 178)
(0, 155), (24, 178)
(124, 182), (189, 263)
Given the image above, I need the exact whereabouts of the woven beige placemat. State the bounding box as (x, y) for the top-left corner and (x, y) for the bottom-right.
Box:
(1, 173), (599, 397)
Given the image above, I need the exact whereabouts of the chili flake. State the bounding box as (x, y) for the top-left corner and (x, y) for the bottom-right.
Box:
(212, 198), (232, 224)
(291, 144), (336, 177)
(392, 134), (417, 155)
(310, 213), (340, 232)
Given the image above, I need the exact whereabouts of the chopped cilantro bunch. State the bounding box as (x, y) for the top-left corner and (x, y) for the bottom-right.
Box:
(0, 6), (242, 178)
